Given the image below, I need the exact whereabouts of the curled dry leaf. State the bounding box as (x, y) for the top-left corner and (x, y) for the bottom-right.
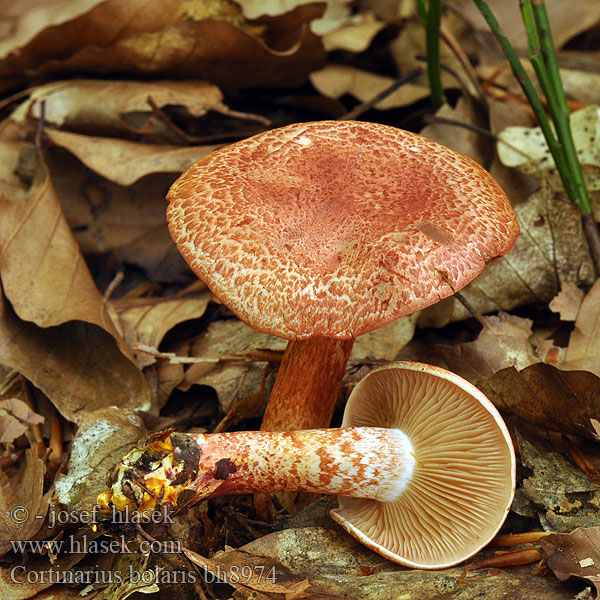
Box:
(541, 528), (600, 598)
(479, 363), (600, 441)
(351, 313), (418, 362)
(211, 526), (571, 599)
(11, 79), (267, 140)
(181, 315), (418, 413)
(6, 0), (326, 92)
(54, 407), (146, 511)
(420, 186), (595, 327)
(46, 148), (188, 283)
(390, 18), (478, 98)
(0, 151), (129, 354)
(185, 546), (312, 598)
(454, 0), (600, 50)
(549, 283), (586, 322)
(563, 279), (600, 375)
(46, 129), (221, 188)
(319, 11), (385, 52)
(108, 292), (213, 369)
(436, 312), (544, 383)
(0, 290), (151, 423)
(497, 106), (600, 202)
(181, 319), (287, 413)
(1, 0), (258, 90)
(517, 434), (600, 532)
(0, 398), (44, 444)
(92, 551), (158, 600)
(310, 64), (430, 110)
(420, 98), (493, 166)
(239, 0), (385, 52)
(0, 449), (51, 557)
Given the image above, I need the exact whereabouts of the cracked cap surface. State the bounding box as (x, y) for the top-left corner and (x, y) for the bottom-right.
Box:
(167, 121), (519, 340)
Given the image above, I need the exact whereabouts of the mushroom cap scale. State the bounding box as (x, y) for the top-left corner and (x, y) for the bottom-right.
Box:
(167, 121), (519, 340)
(331, 361), (516, 569)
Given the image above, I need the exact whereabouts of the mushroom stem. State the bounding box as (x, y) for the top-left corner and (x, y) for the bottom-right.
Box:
(261, 337), (355, 431)
(98, 427), (416, 514)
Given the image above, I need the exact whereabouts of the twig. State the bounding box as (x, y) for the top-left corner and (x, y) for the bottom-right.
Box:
(440, 18), (487, 104)
(338, 69), (423, 121)
(34, 100), (46, 149)
(423, 114), (534, 160)
(103, 269), (124, 302)
(146, 96), (191, 143)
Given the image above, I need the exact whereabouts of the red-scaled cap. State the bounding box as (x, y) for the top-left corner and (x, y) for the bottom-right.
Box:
(167, 121), (519, 340)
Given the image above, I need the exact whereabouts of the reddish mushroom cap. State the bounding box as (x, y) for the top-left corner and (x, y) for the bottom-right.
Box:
(167, 121), (519, 340)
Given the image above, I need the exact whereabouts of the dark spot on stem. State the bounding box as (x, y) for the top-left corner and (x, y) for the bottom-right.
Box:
(214, 458), (237, 480)
(171, 433), (201, 486)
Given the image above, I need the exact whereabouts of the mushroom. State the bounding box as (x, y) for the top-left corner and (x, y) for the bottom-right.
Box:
(98, 362), (516, 569)
(166, 120), (519, 433)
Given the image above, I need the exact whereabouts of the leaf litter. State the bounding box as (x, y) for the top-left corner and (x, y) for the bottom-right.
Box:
(2, 1), (600, 599)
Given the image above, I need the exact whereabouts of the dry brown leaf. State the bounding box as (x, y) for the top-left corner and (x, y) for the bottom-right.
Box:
(109, 292), (213, 368)
(0, 153), (129, 355)
(420, 97), (493, 165)
(185, 546), (313, 597)
(0, 141), (30, 204)
(0, 0), (106, 63)
(549, 283), (586, 322)
(390, 17), (477, 97)
(54, 407), (146, 511)
(497, 106), (600, 201)
(517, 434), (600, 531)
(46, 129), (221, 187)
(352, 313), (418, 362)
(182, 315), (417, 413)
(11, 79), (267, 140)
(46, 148), (188, 283)
(436, 312), (544, 383)
(0, 290), (151, 422)
(0, 0), (266, 92)
(560, 68), (600, 107)
(479, 363), (600, 441)
(563, 279), (600, 375)
(454, 0), (600, 50)
(419, 186), (595, 327)
(181, 320), (287, 412)
(0, 398), (44, 444)
(541, 528), (600, 598)
(320, 12), (385, 52)
(310, 64), (430, 110)
(217, 526), (570, 599)
(13, 2), (326, 91)
(0, 449), (51, 557)
(239, 0), (384, 51)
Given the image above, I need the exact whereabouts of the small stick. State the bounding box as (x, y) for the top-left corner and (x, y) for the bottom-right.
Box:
(454, 291), (487, 329)
(493, 531), (551, 546)
(48, 409), (63, 468)
(338, 69), (423, 121)
(103, 269), (124, 302)
(440, 18), (486, 104)
(562, 435), (600, 482)
(23, 385), (44, 446)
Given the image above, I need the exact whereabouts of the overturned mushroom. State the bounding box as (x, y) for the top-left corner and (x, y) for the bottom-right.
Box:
(98, 362), (515, 569)
(166, 120), (519, 432)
